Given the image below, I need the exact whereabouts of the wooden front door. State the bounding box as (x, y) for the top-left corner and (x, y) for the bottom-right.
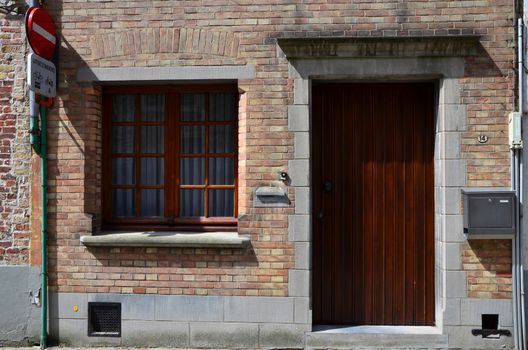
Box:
(312, 83), (435, 326)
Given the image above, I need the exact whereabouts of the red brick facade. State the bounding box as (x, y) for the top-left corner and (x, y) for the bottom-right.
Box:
(0, 1), (508, 302)
(32, 0), (516, 298)
(0, 11), (31, 265)
(463, 239), (513, 299)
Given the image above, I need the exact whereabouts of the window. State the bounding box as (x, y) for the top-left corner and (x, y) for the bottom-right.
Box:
(102, 85), (238, 230)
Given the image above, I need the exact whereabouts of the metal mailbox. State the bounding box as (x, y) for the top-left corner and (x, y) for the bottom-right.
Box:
(462, 189), (516, 237)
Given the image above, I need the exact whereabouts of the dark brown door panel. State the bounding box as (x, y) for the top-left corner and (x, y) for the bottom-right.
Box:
(312, 83), (435, 326)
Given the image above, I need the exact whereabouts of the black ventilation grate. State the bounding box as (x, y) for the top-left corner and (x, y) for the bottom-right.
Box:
(88, 302), (121, 337)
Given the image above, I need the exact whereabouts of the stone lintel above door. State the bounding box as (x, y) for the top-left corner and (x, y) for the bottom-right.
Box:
(277, 36), (481, 59)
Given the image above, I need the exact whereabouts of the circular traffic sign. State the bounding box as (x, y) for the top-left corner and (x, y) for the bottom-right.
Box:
(25, 7), (57, 60)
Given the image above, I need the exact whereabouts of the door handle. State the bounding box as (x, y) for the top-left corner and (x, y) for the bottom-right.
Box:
(323, 180), (332, 192)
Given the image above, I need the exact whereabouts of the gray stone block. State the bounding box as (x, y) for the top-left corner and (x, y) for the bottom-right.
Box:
(444, 298), (461, 325)
(435, 186), (444, 216)
(443, 132), (461, 159)
(155, 295), (223, 322)
(224, 296), (294, 323)
(440, 78), (460, 105)
(460, 298), (513, 327)
(121, 320), (189, 347)
(289, 159), (309, 187)
(446, 214), (465, 242)
(435, 241), (444, 270)
(276, 43), (286, 58)
(49, 292), (88, 320)
(294, 297), (311, 324)
(87, 293), (155, 320)
(259, 323), (308, 348)
(306, 329), (448, 349)
(444, 159), (466, 187)
(444, 187), (462, 215)
(295, 187), (310, 214)
(436, 266), (444, 303)
(190, 322), (258, 348)
(443, 104), (467, 132)
(288, 105), (310, 132)
(294, 132), (310, 159)
(49, 318), (121, 347)
(292, 57), (464, 80)
(295, 242), (310, 269)
(435, 212), (444, 242)
(435, 296), (445, 329)
(445, 242), (462, 271)
(77, 65), (256, 83)
(289, 270), (310, 297)
(445, 325), (513, 349)
(81, 231), (249, 248)
(294, 79), (310, 105)
(435, 131), (442, 161)
(288, 214), (310, 242)
(288, 62), (302, 79)
(435, 157), (442, 186)
(445, 271), (467, 298)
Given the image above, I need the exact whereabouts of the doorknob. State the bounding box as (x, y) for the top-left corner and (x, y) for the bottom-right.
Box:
(323, 180), (332, 192)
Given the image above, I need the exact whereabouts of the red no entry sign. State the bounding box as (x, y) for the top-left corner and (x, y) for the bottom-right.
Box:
(25, 7), (57, 60)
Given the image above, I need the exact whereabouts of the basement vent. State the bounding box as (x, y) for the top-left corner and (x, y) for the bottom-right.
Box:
(471, 313), (511, 338)
(88, 302), (121, 337)
(482, 314), (499, 332)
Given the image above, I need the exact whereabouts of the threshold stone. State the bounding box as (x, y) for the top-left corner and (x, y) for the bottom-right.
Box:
(80, 231), (250, 248)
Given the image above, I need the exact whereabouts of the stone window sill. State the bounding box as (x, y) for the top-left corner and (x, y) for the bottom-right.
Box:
(80, 231), (250, 248)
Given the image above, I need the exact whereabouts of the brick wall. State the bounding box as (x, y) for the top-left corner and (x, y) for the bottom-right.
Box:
(0, 8), (32, 265)
(463, 240), (513, 299)
(41, 1), (515, 298)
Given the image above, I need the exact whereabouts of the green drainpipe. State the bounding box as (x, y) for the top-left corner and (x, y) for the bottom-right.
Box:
(40, 104), (48, 350)
(29, 98), (40, 154)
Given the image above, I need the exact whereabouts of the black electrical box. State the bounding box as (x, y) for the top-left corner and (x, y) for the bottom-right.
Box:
(462, 189), (516, 237)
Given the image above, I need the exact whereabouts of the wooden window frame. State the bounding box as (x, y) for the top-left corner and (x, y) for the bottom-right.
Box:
(102, 84), (238, 232)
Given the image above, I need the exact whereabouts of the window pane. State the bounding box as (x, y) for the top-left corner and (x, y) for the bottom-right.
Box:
(113, 189), (135, 217)
(112, 158), (135, 185)
(209, 125), (234, 153)
(140, 189), (164, 216)
(141, 126), (164, 154)
(140, 94), (165, 122)
(209, 189), (234, 217)
(112, 126), (135, 154)
(180, 189), (204, 217)
(209, 157), (234, 185)
(180, 158), (205, 185)
(112, 95), (135, 122)
(209, 93), (236, 121)
(181, 126), (204, 154)
(141, 158), (164, 185)
(181, 93), (205, 121)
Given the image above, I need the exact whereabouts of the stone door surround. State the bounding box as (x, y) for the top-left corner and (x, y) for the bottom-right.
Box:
(282, 36), (476, 331)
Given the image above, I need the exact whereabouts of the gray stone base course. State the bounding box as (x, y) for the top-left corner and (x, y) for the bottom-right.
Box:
(122, 321), (189, 347)
(258, 324), (309, 348)
(444, 325), (514, 350)
(48, 293), (515, 349)
(0, 266), (41, 346)
(49, 318), (121, 347)
(49, 292), (308, 348)
(190, 322), (259, 348)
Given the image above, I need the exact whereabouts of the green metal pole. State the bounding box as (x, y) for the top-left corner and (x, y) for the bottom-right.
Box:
(29, 104), (40, 154)
(40, 103), (47, 350)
